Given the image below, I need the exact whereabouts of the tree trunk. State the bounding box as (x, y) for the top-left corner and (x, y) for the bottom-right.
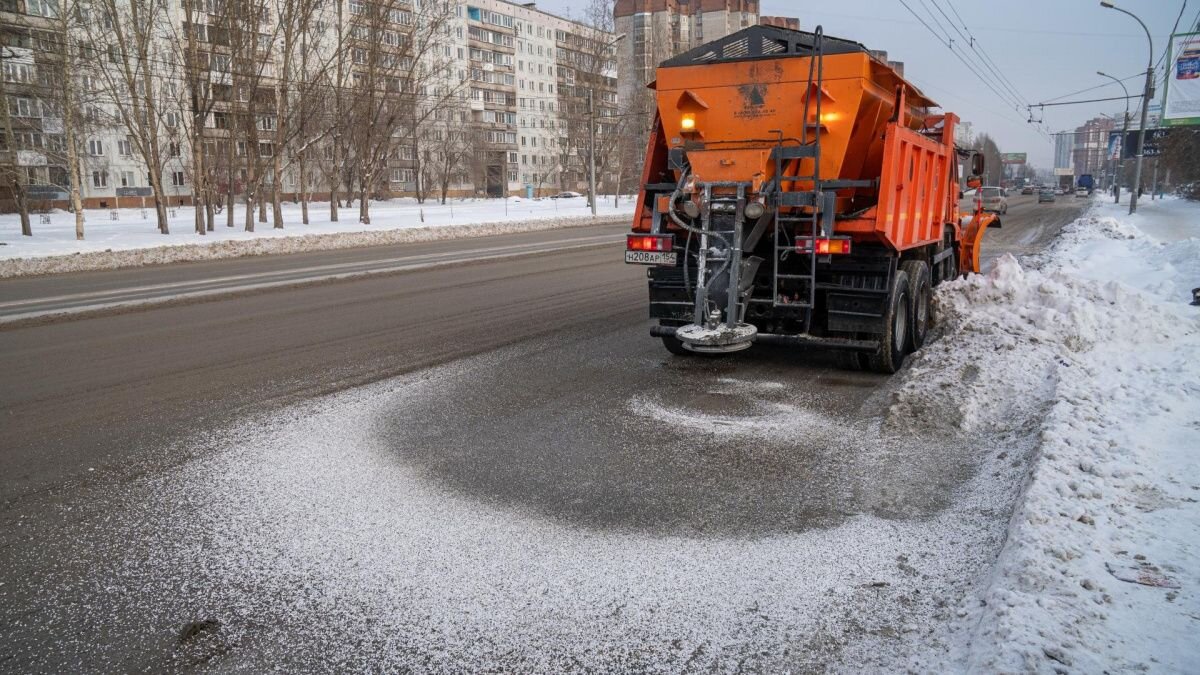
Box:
(65, 118), (85, 240)
(271, 152), (284, 229)
(299, 155), (309, 224)
(329, 170), (339, 222)
(358, 181), (369, 224)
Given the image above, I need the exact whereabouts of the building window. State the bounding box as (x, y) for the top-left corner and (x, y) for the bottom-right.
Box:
(88, 139), (103, 155)
(171, 171), (185, 186)
(92, 170), (107, 188)
(118, 139), (133, 156)
(119, 170), (135, 187)
(8, 96), (34, 117)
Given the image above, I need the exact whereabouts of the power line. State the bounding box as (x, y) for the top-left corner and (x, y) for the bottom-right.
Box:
(1033, 94), (1142, 108)
(895, 0), (1027, 115)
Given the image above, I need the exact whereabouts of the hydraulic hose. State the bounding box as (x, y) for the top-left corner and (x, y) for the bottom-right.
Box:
(667, 166), (733, 311)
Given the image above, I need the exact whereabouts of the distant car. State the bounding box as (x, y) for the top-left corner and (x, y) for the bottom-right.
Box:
(1038, 189), (1055, 203)
(1054, 187), (1066, 195)
(980, 186), (1009, 214)
(1075, 187), (1089, 198)
(551, 191), (583, 199)
(1021, 186), (1035, 195)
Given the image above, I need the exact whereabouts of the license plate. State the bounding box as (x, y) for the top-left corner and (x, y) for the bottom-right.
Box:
(625, 250), (677, 266)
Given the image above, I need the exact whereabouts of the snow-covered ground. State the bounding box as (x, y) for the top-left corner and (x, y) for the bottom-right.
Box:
(900, 195), (1200, 671)
(0, 196), (634, 276)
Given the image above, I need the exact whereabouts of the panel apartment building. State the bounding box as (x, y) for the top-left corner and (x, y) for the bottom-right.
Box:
(0, 0), (618, 212)
(613, 0), (759, 111)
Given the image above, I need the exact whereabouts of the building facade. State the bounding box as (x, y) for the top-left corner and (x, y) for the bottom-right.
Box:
(0, 0), (618, 213)
(1054, 131), (1074, 172)
(613, 0), (759, 114)
(1071, 116), (1115, 177)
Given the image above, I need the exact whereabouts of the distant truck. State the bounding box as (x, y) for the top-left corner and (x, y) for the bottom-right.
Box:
(1077, 174), (1095, 194)
(1058, 174), (1074, 193)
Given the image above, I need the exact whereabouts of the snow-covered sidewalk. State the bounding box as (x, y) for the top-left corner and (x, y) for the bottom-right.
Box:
(905, 196), (1200, 671)
(0, 196), (634, 277)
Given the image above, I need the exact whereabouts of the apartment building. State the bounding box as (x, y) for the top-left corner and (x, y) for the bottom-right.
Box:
(0, 0), (618, 212)
(613, 0), (759, 111)
(1072, 116), (1115, 177)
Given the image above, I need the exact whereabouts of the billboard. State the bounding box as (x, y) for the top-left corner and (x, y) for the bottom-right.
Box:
(1163, 32), (1200, 126)
(1000, 152), (1027, 164)
(1108, 129), (1169, 158)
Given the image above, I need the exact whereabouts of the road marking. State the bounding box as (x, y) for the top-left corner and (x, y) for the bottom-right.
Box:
(0, 235), (620, 325)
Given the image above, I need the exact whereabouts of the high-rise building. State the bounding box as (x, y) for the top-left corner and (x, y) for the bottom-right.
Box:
(1071, 116), (1115, 177)
(1054, 132), (1074, 172)
(613, 0), (759, 112)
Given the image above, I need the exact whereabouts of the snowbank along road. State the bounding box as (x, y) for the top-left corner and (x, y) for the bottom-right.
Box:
(4, 193), (1160, 672)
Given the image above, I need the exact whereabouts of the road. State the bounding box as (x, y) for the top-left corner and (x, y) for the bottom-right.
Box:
(0, 194), (1085, 671)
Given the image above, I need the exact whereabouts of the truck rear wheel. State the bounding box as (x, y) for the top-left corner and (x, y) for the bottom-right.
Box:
(868, 268), (911, 374)
(661, 334), (694, 356)
(901, 260), (931, 352)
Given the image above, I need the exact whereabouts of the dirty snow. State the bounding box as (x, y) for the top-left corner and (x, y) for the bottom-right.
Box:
(1, 332), (1031, 671)
(0, 196), (633, 277)
(898, 196), (1200, 672)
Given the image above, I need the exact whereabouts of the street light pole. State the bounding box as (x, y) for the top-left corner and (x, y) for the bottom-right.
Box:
(1098, 71), (1129, 203)
(1100, 1), (1153, 215)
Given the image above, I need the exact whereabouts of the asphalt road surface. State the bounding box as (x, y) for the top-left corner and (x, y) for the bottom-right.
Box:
(0, 194), (1086, 671)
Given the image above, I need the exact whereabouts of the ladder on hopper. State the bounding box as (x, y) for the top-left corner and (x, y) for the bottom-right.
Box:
(768, 26), (829, 331)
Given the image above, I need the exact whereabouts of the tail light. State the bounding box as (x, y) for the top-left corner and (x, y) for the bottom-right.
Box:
(796, 238), (852, 255)
(627, 234), (674, 252)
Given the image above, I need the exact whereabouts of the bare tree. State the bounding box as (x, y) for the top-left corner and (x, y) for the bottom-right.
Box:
(0, 43), (33, 236)
(86, 0), (178, 234)
(555, 0), (620, 205)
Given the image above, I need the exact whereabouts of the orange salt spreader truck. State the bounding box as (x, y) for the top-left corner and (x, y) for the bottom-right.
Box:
(625, 25), (999, 373)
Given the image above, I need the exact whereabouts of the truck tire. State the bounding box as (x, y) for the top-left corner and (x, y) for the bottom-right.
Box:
(868, 268), (911, 374)
(661, 334), (694, 356)
(901, 260), (931, 352)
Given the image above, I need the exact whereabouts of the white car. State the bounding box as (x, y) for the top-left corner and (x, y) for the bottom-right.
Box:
(980, 186), (1009, 214)
(1075, 187), (1089, 198)
(551, 191), (583, 199)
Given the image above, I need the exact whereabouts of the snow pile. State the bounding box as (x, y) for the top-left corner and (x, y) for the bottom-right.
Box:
(898, 199), (1200, 672)
(0, 197), (633, 277)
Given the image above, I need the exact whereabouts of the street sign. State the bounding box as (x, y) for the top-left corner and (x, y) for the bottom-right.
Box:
(1000, 152), (1027, 164)
(1163, 32), (1200, 127)
(1054, 168), (1073, 176)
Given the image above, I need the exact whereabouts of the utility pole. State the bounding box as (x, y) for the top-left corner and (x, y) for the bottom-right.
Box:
(1098, 72), (1130, 203)
(588, 88), (596, 216)
(1100, 2), (1153, 214)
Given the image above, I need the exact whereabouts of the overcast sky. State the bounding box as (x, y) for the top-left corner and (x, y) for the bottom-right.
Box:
(531, 0), (1196, 168)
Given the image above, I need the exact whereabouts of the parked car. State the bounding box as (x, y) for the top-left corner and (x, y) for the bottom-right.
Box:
(1038, 189), (1055, 203)
(551, 191), (583, 199)
(980, 186), (1009, 214)
(1054, 187), (1066, 195)
(1075, 187), (1089, 198)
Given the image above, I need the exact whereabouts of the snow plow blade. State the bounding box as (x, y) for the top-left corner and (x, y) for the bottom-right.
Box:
(962, 212), (1001, 274)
